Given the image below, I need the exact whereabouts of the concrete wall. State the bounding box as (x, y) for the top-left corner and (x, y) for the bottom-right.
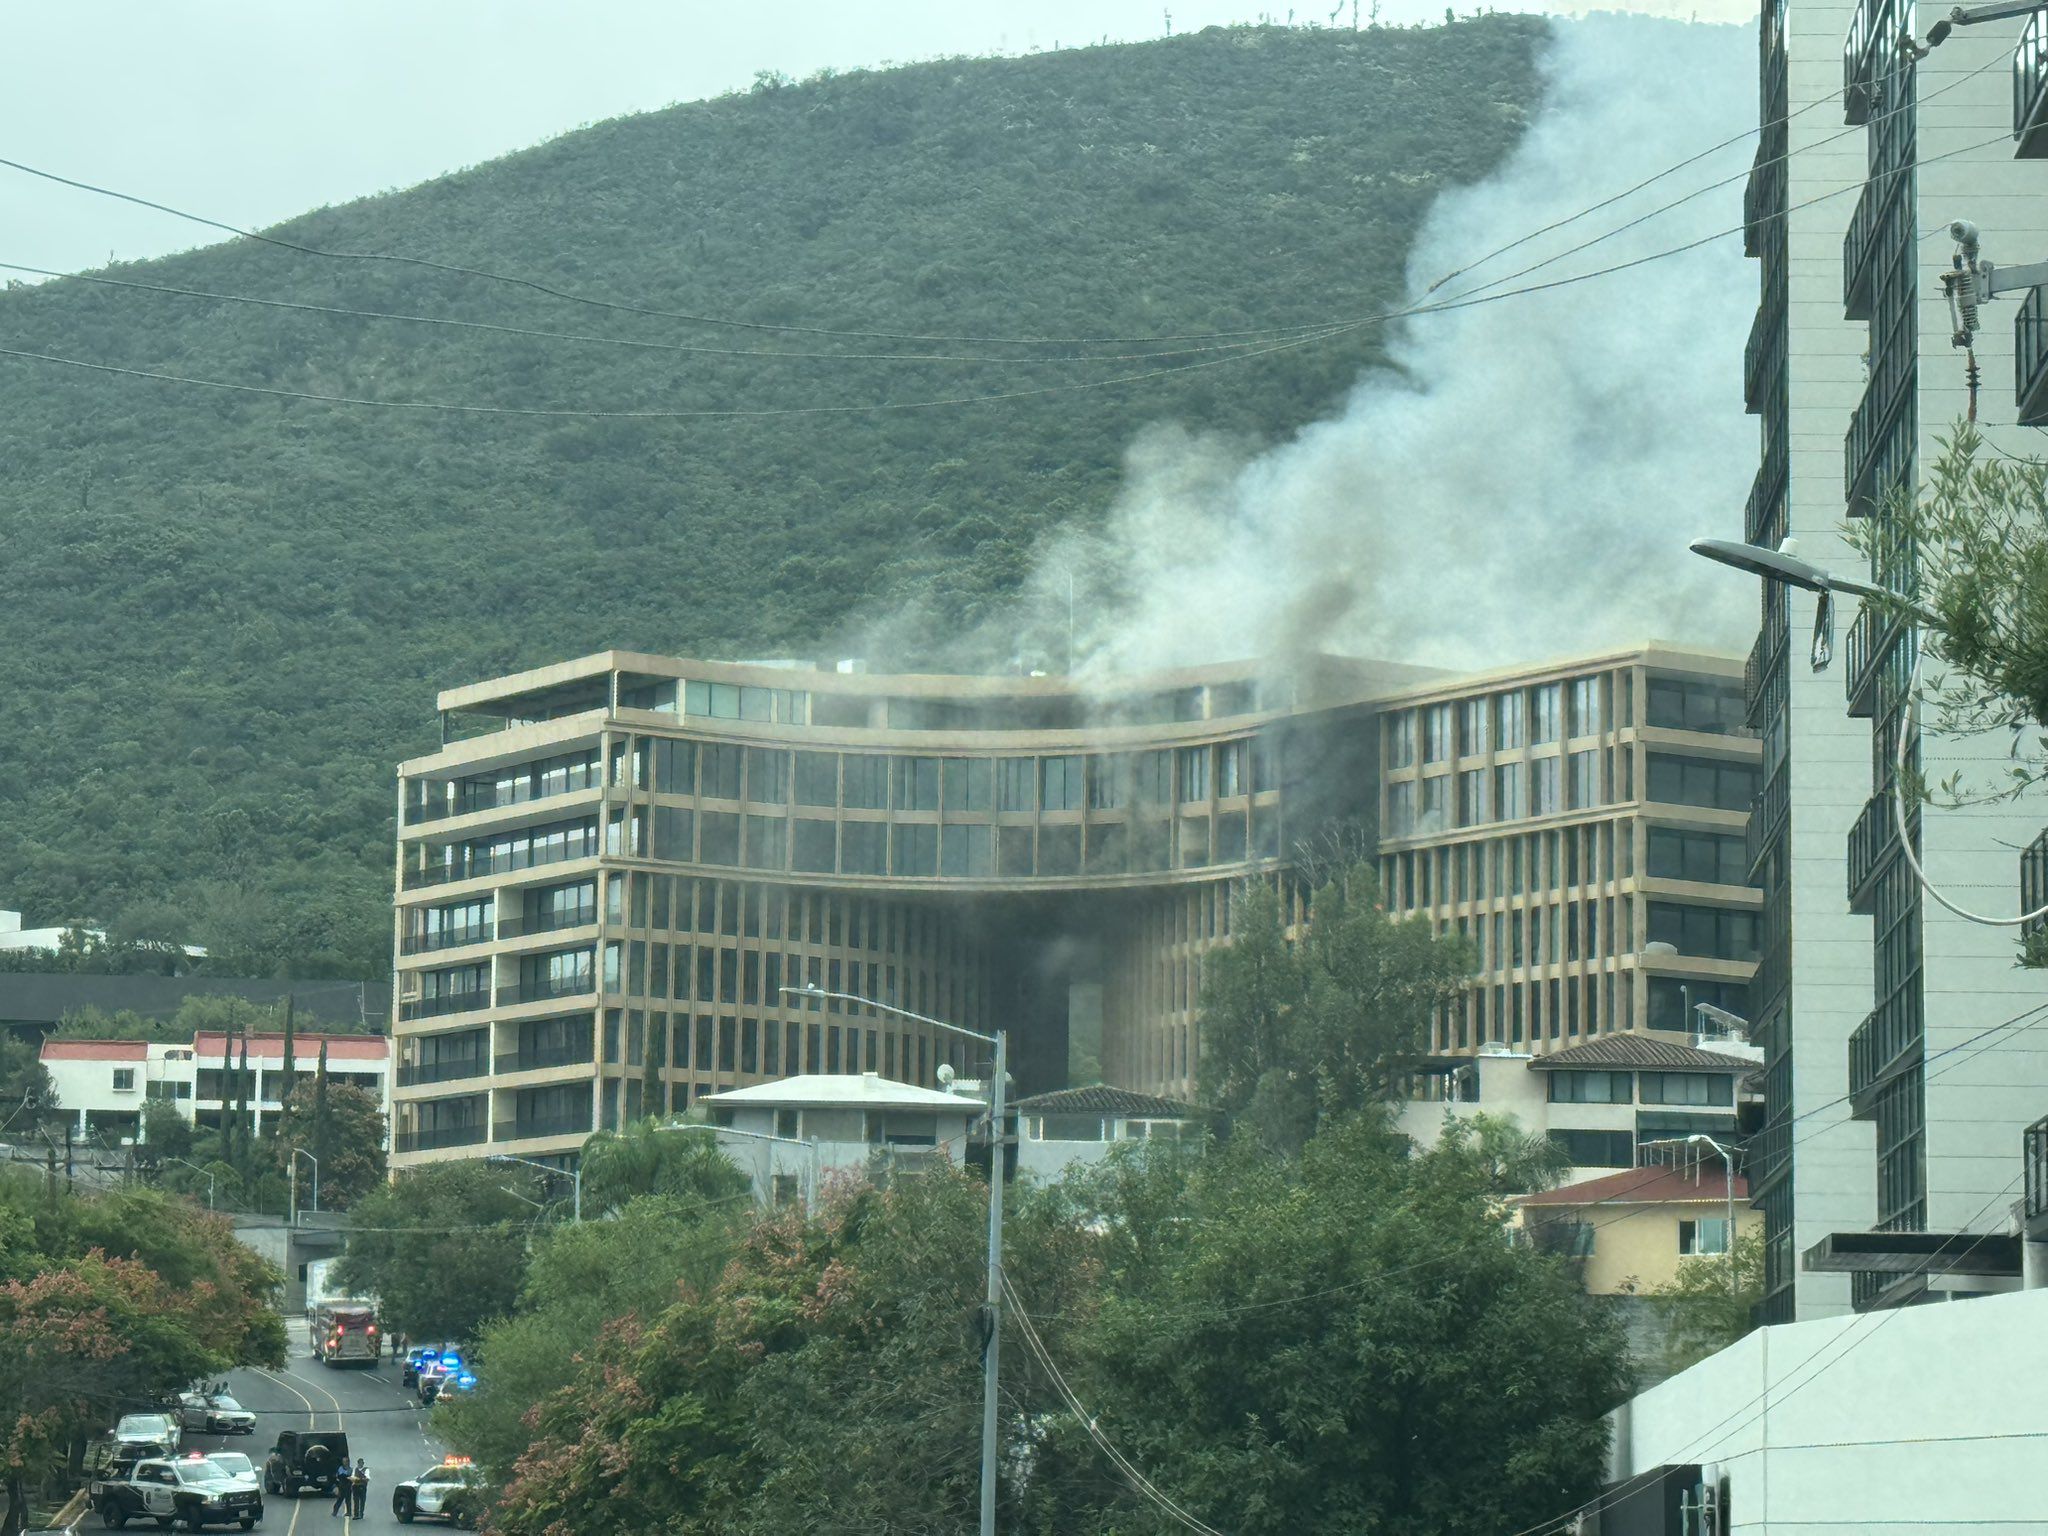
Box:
(1610, 1286), (2048, 1532)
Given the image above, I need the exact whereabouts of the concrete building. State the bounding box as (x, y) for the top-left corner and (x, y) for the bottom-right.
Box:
(39, 1031), (390, 1141)
(1740, 0), (2048, 1322)
(1011, 1085), (1207, 1182)
(1396, 1034), (1761, 1185)
(388, 645), (1753, 1173)
(697, 1072), (981, 1205)
(1515, 1164), (1753, 1296)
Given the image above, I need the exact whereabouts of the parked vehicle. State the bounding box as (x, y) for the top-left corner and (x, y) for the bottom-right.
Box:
(310, 1301), (380, 1367)
(400, 1346), (439, 1388)
(391, 1457), (487, 1527)
(177, 1392), (255, 1435)
(94, 1454), (263, 1530)
(416, 1362), (477, 1406)
(261, 1430), (349, 1497)
(112, 1413), (182, 1458)
(201, 1454), (260, 1492)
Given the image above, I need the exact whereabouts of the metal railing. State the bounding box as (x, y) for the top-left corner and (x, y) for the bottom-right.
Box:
(1840, 169), (1901, 323)
(1746, 764), (1788, 878)
(496, 1043), (596, 1076)
(1742, 141), (1785, 258)
(2016, 10), (2048, 155)
(400, 835), (600, 890)
(1844, 327), (1911, 517)
(503, 1113), (593, 1142)
(2022, 827), (2048, 946)
(496, 906), (597, 941)
(2016, 286), (2048, 426)
(1848, 985), (1923, 1113)
(400, 923), (493, 956)
(2025, 1114), (2048, 1227)
(403, 766), (602, 825)
(1845, 787), (1906, 913)
(1745, 434), (1788, 545)
(1843, 601), (1900, 719)
(502, 973), (597, 1007)
(395, 1057), (490, 1088)
(393, 1123), (488, 1153)
(398, 990), (491, 1022)
(1842, 0), (1877, 124)
(1745, 620), (1786, 727)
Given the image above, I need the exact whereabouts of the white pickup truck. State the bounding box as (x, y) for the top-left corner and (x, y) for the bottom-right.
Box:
(92, 1454), (265, 1530)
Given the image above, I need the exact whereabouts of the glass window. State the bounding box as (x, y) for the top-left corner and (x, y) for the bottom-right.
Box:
(843, 756), (889, 810)
(893, 757), (940, 811)
(1640, 1071), (1736, 1106)
(1531, 758), (1560, 816)
(743, 815), (785, 870)
(1423, 704), (1453, 763)
(1680, 1217), (1731, 1255)
(1646, 754), (1759, 811)
(794, 751), (838, 807)
(1568, 750), (1600, 809)
(792, 819), (836, 873)
(1216, 740), (1247, 798)
(1458, 698), (1489, 757)
(744, 748), (788, 804)
(1530, 685), (1562, 744)
(1494, 763), (1524, 820)
(942, 822), (994, 876)
(1420, 776), (1448, 835)
(943, 758), (992, 812)
(1546, 1070), (1632, 1103)
(1546, 1128), (1633, 1167)
(1177, 746), (1210, 802)
(1457, 769), (1488, 827)
(1387, 780), (1415, 837)
(699, 811), (740, 865)
(1041, 756), (1083, 812)
(841, 822), (886, 875)
(654, 739), (697, 794)
(1495, 692), (1526, 750)
(996, 758), (1036, 813)
(1386, 712), (1417, 769)
(893, 823), (938, 876)
(1568, 676), (1603, 737)
(699, 744), (742, 799)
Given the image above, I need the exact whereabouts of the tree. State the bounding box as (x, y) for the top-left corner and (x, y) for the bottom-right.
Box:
(1199, 865), (1473, 1150)
(137, 1101), (195, 1166)
(270, 1079), (384, 1210)
(0, 1038), (55, 1124)
(576, 1119), (752, 1219)
(1645, 1229), (1764, 1378)
(331, 1164), (536, 1341)
(276, 997), (298, 1113)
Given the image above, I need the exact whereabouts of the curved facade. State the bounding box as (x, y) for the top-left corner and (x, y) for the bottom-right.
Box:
(388, 646), (1753, 1169)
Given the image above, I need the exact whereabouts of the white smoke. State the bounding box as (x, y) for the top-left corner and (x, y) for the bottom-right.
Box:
(1047, 14), (1760, 677)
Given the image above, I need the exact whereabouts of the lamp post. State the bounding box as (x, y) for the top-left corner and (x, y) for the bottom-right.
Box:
(488, 1152), (581, 1223)
(781, 982), (1007, 1536)
(289, 1148), (319, 1225)
(163, 1155), (217, 1210)
(657, 1120), (821, 1213)
(1639, 1133), (1740, 1295)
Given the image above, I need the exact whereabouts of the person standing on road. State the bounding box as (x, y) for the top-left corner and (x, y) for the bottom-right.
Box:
(351, 1458), (370, 1519)
(328, 1464), (349, 1518)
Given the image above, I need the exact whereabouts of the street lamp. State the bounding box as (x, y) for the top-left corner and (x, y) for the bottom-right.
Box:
(162, 1155), (218, 1209)
(488, 1152), (582, 1223)
(1688, 536), (1929, 671)
(289, 1148), (319, 1225)
(781, 982), (1008, 1536)
(1639, 1133), (1741, 1295)
(657, 1120), (821, 1213)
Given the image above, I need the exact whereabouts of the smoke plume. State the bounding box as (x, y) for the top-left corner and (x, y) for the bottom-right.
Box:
(1034, 14), (1760, 679)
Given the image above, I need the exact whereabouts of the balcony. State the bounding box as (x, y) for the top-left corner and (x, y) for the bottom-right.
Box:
(1745, 764), (1789, 879)
(501, 973), (597, 1008)
(1745, 437), (1788, 546)
(1743, 303), (1783, 413)
(403, 764), (602, 826)
(2017, 287), (2048, 426)
(2022, 827), (2048, 953)
(400, 923), (493, 957)
(1745, 620), (1786, 728)
(1742, 141), (1785, 258)
(2016, 10), (2048, 156)
(393, 1122), (488, 1154)
(1748, 1116), (1792, 1191)
(400, 835), (600, 890)
(1842, 0), (1877, 125)
(1843, 601), (1901, 719)
(1844, 334), (1912, 517)
(1841, 170), (1899, 324)
(502, 1113), (594, 1143)
(398, 990), (491, 1023)
(395, 1057), (490, 1088)
(496, 906), (597, 941)
(496, 1043), (596, 1076)
(1845, 787), (1907, 914)
(2025, 1115), (2048, 1237)
(1848, 986), (1923, 1117)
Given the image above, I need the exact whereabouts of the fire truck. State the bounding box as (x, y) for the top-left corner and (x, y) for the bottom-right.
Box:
(311, 1299), (381, 1366)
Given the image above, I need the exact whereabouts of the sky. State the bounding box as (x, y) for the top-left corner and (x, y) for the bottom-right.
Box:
(3, 0), (1752, 278)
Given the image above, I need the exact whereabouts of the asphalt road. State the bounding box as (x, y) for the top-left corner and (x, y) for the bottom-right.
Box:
(170, 1321), (451, 1536)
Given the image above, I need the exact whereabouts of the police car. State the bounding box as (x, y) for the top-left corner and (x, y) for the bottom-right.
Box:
(390, 1457), (486, 1527)
(94, 1453), (264, 1530)
(416, 1362), (477, 1405)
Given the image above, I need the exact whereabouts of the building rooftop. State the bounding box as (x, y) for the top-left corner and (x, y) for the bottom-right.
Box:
(39, 1040), (149, 1062)
(191, 1031), (389, 1062)
(699, 1072), (981, 1110)
(1518, 1165), (1749, 1208)
(1525, 1034), (1756, 1073)
(1011, 1085), (1205, 1118)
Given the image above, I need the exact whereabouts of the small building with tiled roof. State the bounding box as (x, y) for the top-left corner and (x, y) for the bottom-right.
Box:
(1013, 1084), (1209, 1182)
(1523, 1034), (1762, 1074)
(1513, 1163), (1752, 1295)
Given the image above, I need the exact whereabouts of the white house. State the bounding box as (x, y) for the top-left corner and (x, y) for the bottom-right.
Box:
(40, 1031), (390, 1141)
(697, 1072), (981, 1206)
(1011, 1086), (1207, 1182)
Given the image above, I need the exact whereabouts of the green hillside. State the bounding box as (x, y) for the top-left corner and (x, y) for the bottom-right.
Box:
(0, 19), (1547, 976)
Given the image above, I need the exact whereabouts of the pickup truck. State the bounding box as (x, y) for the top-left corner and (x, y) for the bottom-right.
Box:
(92, 1455), (264, 1530)
(261, 1430), (349, 1498)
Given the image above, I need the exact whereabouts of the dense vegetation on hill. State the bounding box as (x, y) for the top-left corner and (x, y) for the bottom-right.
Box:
(0, 19), (1547, 972)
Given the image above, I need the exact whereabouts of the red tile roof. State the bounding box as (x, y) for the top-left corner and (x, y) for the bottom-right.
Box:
(1526, 1034), (1754, 1072)
(39, 1040), (148, 1062)
(189, 1031), (388, 1062)
(1517, 1165), (1748, 1208)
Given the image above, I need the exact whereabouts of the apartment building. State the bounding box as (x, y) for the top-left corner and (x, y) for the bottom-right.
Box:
(1376, 651), (1761, 1054)
(37, 1031), (389, 1141)
(388, 645), (1749, 1173)
(1740, 0), (2048, 1321)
